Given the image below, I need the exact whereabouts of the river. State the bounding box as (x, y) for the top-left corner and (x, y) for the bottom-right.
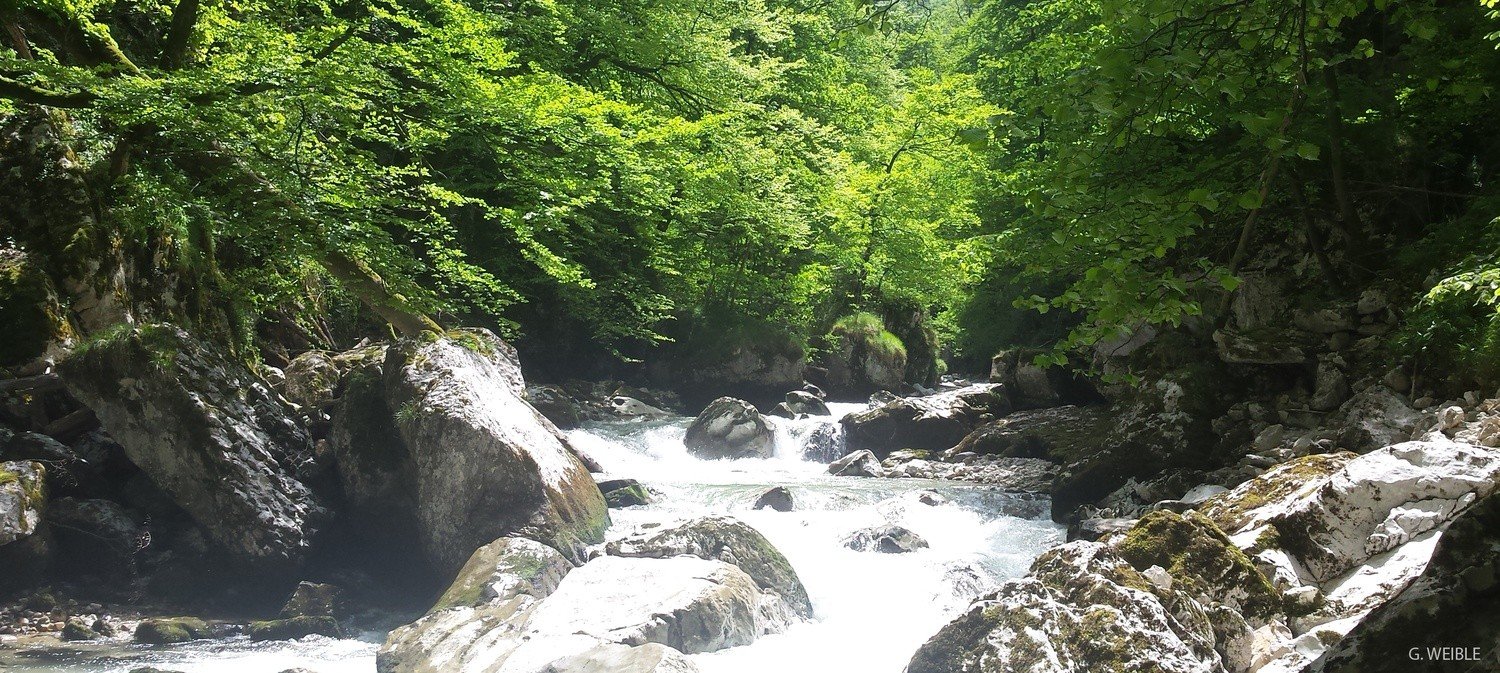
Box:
(1, 402), (1063, 672)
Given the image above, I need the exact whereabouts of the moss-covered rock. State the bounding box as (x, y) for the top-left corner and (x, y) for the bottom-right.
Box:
(430, 537), (574, 612)
(61, 617), (98, 641)
(245, 616), (343, 641)
(907, 542), (1223, 673)
(133, 618), (208, 644)
(1202, 452), (1354, 534)
(820, 312), (908, 396)
(1115, 511), (1281, 621)
(0, 248), (70, 369)
(0, 460), (45, 545)
(598, 479), (652, 508)
(279, 582), (346, 619)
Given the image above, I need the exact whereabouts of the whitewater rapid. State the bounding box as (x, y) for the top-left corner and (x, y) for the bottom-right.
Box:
(568, 403), (1063, 673)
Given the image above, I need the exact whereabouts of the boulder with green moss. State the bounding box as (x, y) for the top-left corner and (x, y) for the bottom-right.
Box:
(133, 617), (208, 644)
(0, 461), (50, 593)
(279, 582), (346, 619)
(907, 541), (1228, 673)
(329, 329), (608, 578)
(842, 384), (1011, 458)
(0, 460), (45, 546)
(598, 479), (652, 508)
(429, 537), (575, 612)
(821, 313), (908, 396)
(0, 248), (71, 370)
(246, 616), (343, 641)
(1115, 511), (1281, 621)
(58, 324), (326, 574)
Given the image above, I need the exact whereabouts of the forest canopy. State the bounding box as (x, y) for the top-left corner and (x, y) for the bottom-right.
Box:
(3, 0), (1499, 387)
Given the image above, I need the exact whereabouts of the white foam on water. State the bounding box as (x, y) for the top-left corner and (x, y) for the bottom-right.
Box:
(575, 404), (1063, 673)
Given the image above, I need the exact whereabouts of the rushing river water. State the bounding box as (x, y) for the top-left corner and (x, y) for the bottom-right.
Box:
(2, 402), (1063, 673)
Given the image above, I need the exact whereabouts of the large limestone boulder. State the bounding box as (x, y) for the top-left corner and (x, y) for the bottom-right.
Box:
(538, 643), (700, 673)
(827, 449), (883, 477)
(46, 496), (140, 579)
(1311, 491), (1500, 673)
(0, 459), (50, 593)
(1205, 440), (1500, 583)
(523, 556), (793, 654)
(331, 330), (608, 576)
(819, 316), (907, 396)
(607, 516), (813, 618)
(429, 537), (577, 612)
(1197, 440), (1500, 672)
(58, 325), (325, 572)
(841, 384), (1011, 457)
(381, 537), (796, 673)
(683, 397), (774, 460)
(907, 541), (1227, 673)
(943, 405), (1112, 463)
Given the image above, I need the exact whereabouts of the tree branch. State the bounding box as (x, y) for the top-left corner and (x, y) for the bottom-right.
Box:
(0, 74), (97, 107)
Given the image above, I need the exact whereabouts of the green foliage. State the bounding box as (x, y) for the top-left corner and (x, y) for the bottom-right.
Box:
(1397, 264), (1500, 389)
(2, 0), (993, 370)
(963, 0), (1500, 362)
(4, 0), (1497, 379)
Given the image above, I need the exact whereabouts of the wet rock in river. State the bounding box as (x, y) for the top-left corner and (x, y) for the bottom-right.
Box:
(246, 615), (343, 641)
(381, 536), (799, 672)
(752, 486), (794, 512)
(843, 524), (928, 553)
(599, 478), (653, 508)
(799, 423), (844, 463)
(279, 581), (346, 619)
(841, 384), (1010, 457)
(608, 516), (813, 618)
(783, 390), (830, 416)
(683, 397), (774, 460)
(827, 449), (883, 478)
(133, 617), (208, 644)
